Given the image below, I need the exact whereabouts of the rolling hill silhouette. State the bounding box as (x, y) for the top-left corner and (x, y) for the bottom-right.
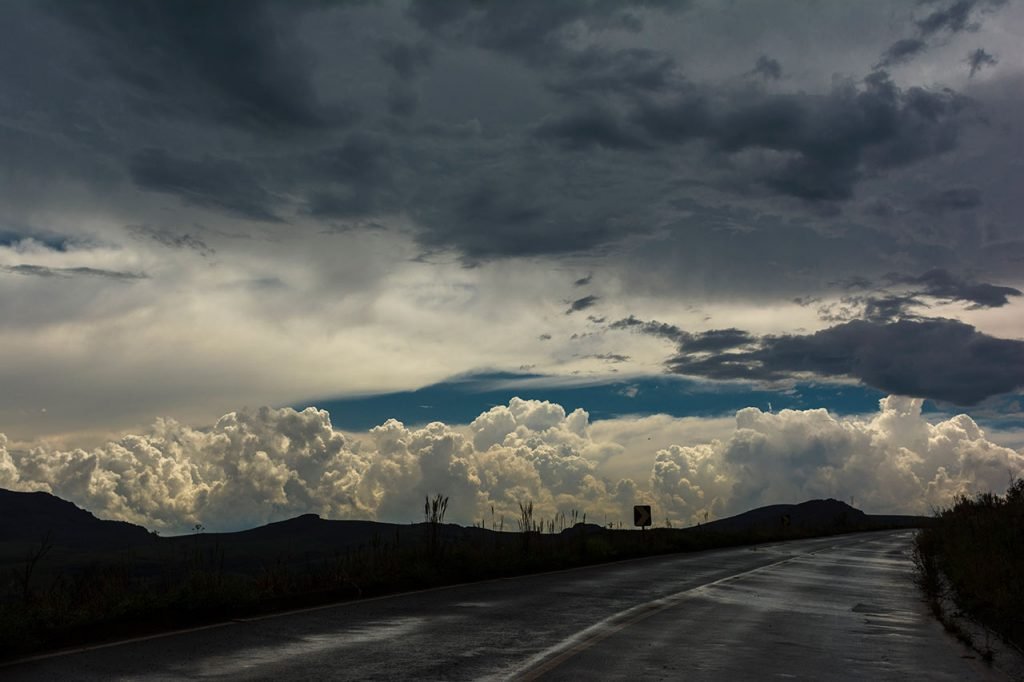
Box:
(0, 487), (927, 573)
(0, 489), (153, 550)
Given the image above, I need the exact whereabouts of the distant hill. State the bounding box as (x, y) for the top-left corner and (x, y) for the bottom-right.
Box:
(0, 488), (928, 572)
(696, 498), (863, 534)
(0, 489), (154, 551)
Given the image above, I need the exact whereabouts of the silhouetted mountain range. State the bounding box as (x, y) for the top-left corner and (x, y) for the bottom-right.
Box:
(0, 489), (154, 550)
(0, 488), (928, 573)
(693, 498), (925, 535)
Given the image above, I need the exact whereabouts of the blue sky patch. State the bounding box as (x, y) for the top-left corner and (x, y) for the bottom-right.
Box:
(294, 372), (897, 430)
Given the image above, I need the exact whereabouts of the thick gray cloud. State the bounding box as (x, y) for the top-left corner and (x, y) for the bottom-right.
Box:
(0, 0), (1022, 443)
(535, 108), (651, 151)
(52, 0), (351, 131)
(680, 329), (757, 353)
(554, 47), (679, 97)
(751, 55), (782, 80)
(876, 0), (1007, 68)
(877, 38), (928, 67)
(129, 149), (283, 223)
(631, 70), (972, 201)
(380, 41), (433, 81)
(889, 268), (1021, 308)
(407, 0), (687, 64)
(609, 316), (687, 342)
(916, 187), (982, 212)
(661, 318), (1024, 406)
(916, 0), (1003, 36)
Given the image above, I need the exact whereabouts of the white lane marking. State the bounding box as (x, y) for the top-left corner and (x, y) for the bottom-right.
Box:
(505, 534), (881, 681)
(504, 554), (803, 681)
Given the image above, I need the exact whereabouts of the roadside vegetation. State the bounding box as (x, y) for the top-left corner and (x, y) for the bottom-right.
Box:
(2, 496), (917, 661)
(914, 478), (1024, 655)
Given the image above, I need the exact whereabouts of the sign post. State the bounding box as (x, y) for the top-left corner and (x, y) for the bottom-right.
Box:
(633, 504), (652, 529)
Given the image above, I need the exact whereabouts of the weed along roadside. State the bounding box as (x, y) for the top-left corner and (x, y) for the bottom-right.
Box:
(0, 491), (927, 662)
(913, 477), (1024, 665)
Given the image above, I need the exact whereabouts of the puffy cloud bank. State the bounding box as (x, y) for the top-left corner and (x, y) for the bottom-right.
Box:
(1, 397), (1021, 533)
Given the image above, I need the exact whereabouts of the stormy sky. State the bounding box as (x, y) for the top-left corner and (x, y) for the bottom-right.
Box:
(1, 0), (1023, 531)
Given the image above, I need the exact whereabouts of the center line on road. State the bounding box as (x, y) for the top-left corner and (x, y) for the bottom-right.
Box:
(506, 536), (876, 681)
(507, 554), (801, 681)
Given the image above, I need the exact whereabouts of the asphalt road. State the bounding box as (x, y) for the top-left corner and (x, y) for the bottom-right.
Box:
(3, 530), (1007, 681)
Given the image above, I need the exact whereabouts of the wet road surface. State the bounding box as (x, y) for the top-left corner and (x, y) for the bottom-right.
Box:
(3, 530), (1006, 680)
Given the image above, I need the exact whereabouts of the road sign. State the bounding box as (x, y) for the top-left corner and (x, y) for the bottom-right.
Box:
(633, 504), (652, 527)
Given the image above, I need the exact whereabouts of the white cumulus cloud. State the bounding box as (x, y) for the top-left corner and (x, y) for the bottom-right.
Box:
(1, 397), (1021, 533)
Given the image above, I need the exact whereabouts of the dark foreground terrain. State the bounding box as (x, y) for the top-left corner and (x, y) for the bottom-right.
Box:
(0, 488), (927, 660)
(914, 478), (1024, 653)
(3, 531), (1001, 681)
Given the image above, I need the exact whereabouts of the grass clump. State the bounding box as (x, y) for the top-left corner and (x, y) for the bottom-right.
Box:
(914, 477), (1024, 653)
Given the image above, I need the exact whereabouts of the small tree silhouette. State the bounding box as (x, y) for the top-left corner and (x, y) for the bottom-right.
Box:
(19, 530), (54, 605)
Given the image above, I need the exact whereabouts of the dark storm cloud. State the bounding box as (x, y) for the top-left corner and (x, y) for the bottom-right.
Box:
(52, 0), (351, 131)
(454, 185), (543, 242)
(1, 0), (1010, 272)
(680, 329), (756, 353)
(665, 318), (1024, 406)
(1, 264), (146, 280)
(725, 72), (969, 200)
(386, 84), (420, 118)
(554, 47), (678, 96)
(411, 175), (625, 259)
(574, 274), (592, 287)
(302, 132), (397, 217)
(566, 295), (600, 315)
(310, 133), (394, 184)
(819, 269), (1018, 320)
(129, 149), (283, 223)
(544, 70), (973, 202)
(609, 316), (687, 342)
(876, 38), (928, 68)
(534, 108), (650, 150)
(751, 55), (782, 81)
(966, 48), (998, 76)
(889, 268), (1021, 308)
(916, 187), (982, 212)
(916, 0), (991, 36)
(861, 294), (927, 322)
(611, 318), (754, 352)
(407, 0), (686, 64)
(612, 306), (1024, 404)
(875, 1), (1006, 70)
(380, 41), (433, 81)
